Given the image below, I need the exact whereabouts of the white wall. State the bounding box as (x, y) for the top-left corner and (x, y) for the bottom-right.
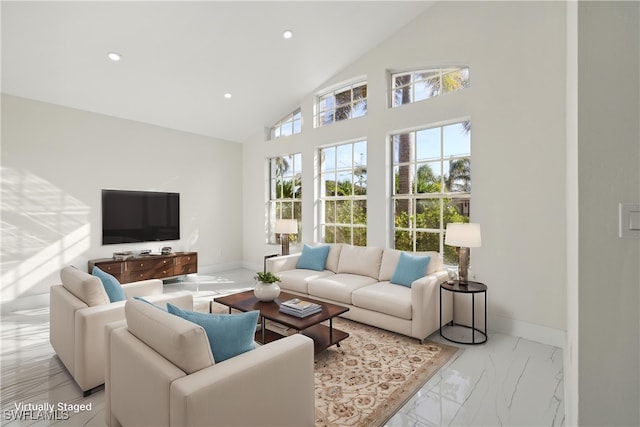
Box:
(575, 2), (640, 425)
(243, 1), (567, 346)
(1, 94), (244, 301)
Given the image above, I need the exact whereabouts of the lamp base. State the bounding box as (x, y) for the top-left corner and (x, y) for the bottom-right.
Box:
(457, 247), (470, 283)
(280, 234), (290, 256)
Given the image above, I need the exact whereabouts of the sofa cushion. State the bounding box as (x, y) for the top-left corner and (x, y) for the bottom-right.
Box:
(379, 249), (442, 281)
(390, 252), (431, 287)
(337, 245), (383, 279)
(125, 300), (214, 374)
(308, 274), (378, 304)
(278, 269), (335, 294)
(296, 244), (330, 271)
(167, 304), (259, 363)
(60, 266), (110, 306)
(92, 266), (126, 302)
(351, 282), (413, 320)
(325, 244), (343, 273)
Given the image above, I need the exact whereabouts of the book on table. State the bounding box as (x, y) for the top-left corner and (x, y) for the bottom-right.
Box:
(281, 298), (320, 311)
(265, 320), (297, 336)
(279, 298), (322, 317)
(279, 305), (322, 318)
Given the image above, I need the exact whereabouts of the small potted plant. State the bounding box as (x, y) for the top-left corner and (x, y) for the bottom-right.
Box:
(253, 271), (281, 301)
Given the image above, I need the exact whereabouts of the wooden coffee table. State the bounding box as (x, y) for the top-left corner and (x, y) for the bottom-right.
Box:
(214, 290), (349, 353)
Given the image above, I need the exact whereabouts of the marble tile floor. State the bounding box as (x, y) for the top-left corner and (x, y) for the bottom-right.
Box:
(1, 268), (564, 426)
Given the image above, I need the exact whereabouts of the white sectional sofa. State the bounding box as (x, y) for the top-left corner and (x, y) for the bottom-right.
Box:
(267, 244), (453, 342)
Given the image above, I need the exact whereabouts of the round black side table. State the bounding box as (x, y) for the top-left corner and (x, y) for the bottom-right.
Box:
(439, 280), (487, 345)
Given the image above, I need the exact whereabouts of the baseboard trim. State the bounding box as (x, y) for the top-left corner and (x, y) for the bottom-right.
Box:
(490, 314), (565, 348)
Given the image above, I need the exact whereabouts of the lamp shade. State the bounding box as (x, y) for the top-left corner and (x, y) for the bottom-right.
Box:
(275, 219), (298, 234)
(445, 223), (482, 247)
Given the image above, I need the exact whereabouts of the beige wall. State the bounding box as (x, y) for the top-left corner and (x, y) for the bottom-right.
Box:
(573, 1), (640, 425)
(243, 1), (568, 346)
(1, 95), (244, 301)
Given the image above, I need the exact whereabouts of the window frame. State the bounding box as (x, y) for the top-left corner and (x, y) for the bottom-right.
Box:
(269, 108), (302, 140)
(315, 80), (368, 128)
(319, 139), (368, 246)
(268, 153), (302, 244)
(389, 66), (469, 108)
(390, 120), (471, 264)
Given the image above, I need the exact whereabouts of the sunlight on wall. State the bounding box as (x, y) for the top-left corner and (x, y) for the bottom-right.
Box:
(1, 168), (90, 301)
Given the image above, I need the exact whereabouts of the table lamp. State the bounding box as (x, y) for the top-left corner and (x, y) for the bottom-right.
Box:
(275, 219), (298, 255)
(445, 223), (482, 283)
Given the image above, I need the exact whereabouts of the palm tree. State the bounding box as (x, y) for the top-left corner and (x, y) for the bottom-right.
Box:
(396, 81), (413, 218)
(416, 164), (440, 193)
(446, 158), (471, 192)
(273, 156), (289, 179)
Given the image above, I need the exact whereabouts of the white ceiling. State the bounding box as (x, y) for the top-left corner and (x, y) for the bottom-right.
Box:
(2, 1), (433, 143)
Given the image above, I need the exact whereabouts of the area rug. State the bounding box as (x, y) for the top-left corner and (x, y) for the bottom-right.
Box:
(314, 318), (460, 427)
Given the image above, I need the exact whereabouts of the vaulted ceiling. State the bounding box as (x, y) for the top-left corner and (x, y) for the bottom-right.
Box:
(2, 1), (433, 143)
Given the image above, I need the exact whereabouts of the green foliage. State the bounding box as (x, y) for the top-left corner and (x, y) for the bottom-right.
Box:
(275, 176), (301, 199)
(324, 169), (367, 245)
(254, 271), (280, 284)
(392, 136), (471, 264)
(394, 197), (468, 265)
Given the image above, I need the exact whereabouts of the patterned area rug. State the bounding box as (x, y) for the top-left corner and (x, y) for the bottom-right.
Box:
(314, 318), (460, 427)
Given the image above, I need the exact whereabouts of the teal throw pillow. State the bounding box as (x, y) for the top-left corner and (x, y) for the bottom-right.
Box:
(390, 252), (431, 288)
(167, 303), (259, 363)
(92, 266), (126, 302)
(296, 244), (330, 271)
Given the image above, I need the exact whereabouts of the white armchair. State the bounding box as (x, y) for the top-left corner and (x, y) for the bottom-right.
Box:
(49, 266), (193, 395)
(106, 300), (316, 427)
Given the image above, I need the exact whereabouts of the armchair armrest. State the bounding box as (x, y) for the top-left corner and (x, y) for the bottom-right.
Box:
(266, 253), (302, 274)
(50, 285), (87, 377)
(170, 334), (315, 427)
(122, 279), (163, 299)
(74, 301), (128, 391)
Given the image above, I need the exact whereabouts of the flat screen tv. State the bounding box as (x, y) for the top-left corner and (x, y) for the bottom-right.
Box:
(102, 189), (180, 245)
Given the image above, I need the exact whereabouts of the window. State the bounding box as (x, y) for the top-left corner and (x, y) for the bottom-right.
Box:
(316, 81), (367, 127)
(392, 121), (471, 264)
(391, 66), (469, 107)
(270, 108), (302, 140)
(319, 140), (367, 245)
(269, 153), (302, 243)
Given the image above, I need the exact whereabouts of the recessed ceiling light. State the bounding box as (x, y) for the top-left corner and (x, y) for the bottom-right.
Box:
(224, 93), (232, 99)
(282, 30), (293, 40)
(107, 52), (122, 62)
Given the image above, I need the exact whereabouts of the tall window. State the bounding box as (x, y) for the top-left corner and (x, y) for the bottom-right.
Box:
(316, 81), (367, 127)
(269, 153), (302, 243)
(392, 122), (471, 264)
(270, 108), (301, 140)
(320, 141), (367, 245)
(390, 66), (469, 107)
